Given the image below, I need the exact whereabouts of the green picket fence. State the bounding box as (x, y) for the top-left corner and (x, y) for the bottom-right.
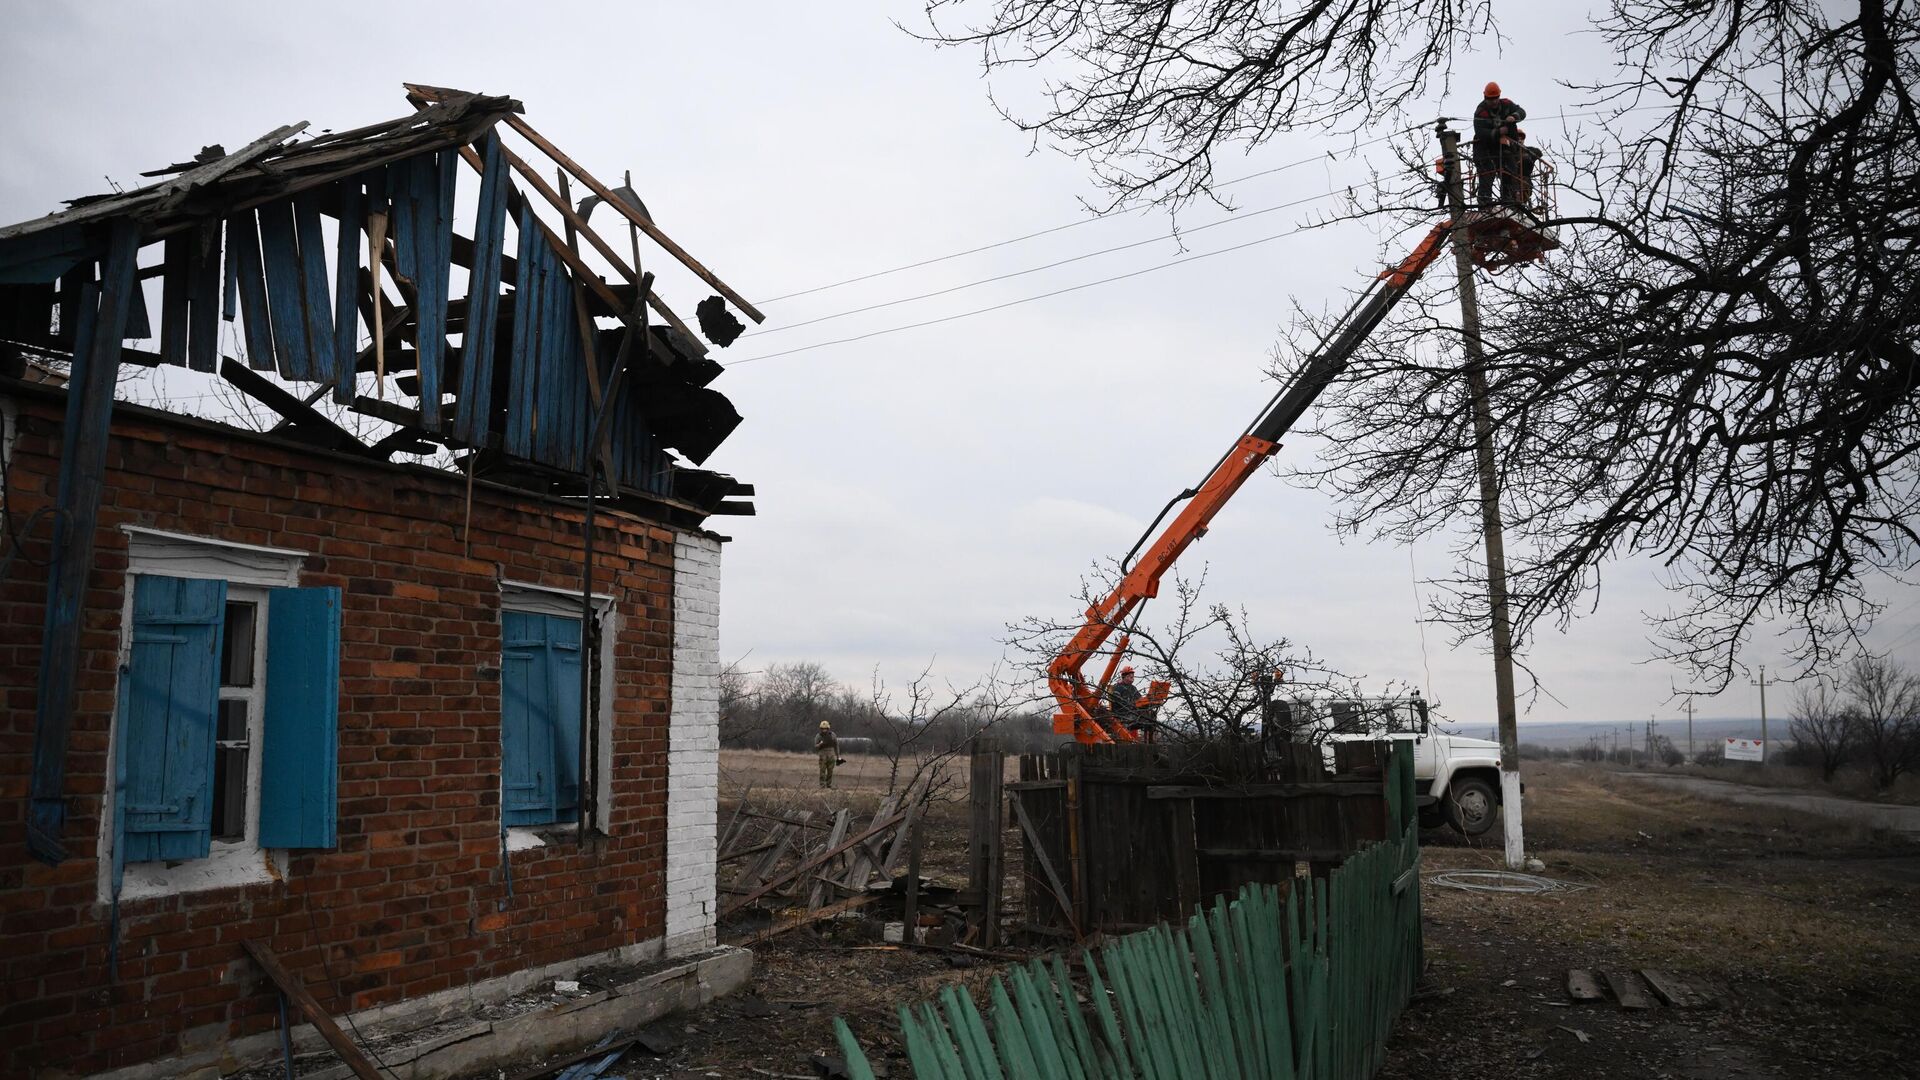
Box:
(833, 743), (1421, 1080)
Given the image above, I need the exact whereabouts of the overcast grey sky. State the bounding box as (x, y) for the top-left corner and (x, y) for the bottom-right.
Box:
(4, 1), (1914, 727)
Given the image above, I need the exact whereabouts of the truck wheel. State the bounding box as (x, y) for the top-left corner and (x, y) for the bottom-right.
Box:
(1446, 777), (1499, 836)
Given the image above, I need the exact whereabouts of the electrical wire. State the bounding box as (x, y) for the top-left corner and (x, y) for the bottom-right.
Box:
(725, 218), (1332, 366)
(756, 127), (1406, 305)
(755, 105), (1663, 306)
(752, 187), (1344, 337)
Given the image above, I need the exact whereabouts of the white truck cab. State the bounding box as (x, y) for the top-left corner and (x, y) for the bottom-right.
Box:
(1271, 694), (1509, 836)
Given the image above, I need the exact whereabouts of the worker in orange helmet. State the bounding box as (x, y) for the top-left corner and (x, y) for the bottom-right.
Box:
(1108, 665), (1143, 730)
(1472, 81), (1527, 208)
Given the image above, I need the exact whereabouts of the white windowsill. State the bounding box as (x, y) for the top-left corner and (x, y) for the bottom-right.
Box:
(505, 822), (578, 852)
(118, 842), (288, 902)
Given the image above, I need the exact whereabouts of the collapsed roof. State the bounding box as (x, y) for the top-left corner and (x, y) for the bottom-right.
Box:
(0, 83), (758, 521)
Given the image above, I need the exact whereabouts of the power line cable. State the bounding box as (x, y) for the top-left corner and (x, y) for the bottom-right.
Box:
(753, 187), (1344, 337)
(758, 127), (1412, 305)
(756, 105), (1661, 305)
(727, 216), (1355, 366)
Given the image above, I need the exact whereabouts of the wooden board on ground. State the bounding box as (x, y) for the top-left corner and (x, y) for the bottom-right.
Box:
(242, 940), (383, 1080)
(732, 894), (880, 947)
(1639, 969), (1711, 1009)
(1602, 970), (1657, 1009)
(1565, 969), (1605, 1002)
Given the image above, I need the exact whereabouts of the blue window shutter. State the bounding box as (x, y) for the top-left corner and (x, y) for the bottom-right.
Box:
(117, 575), (225, 863)
(500, 612), (584, 827)
(545, 615), (583, 820)
(260, 587), (341, 848)
(501, 611), (555, 825)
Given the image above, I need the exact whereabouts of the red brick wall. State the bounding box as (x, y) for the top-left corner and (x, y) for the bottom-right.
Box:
(0, 393), (680, 1077)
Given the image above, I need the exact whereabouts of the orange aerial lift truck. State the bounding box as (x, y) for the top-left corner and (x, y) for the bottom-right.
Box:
(1049, 126), (1556, 745)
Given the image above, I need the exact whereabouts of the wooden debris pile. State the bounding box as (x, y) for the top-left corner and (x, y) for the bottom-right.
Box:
(716, 790), (929, 942)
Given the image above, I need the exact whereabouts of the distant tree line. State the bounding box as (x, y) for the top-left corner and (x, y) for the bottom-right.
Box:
(1515, 656), (1919, 790)
(718, 660), (1060, 757)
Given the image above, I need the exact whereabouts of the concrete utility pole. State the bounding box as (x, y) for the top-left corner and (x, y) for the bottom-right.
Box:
(1682, 698), (1695, 760)
(1438, 123), (1525, 869)
(1751, 665), (1779, 764)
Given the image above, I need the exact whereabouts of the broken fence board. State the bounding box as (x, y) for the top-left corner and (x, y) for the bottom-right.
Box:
(725, 809), (909, 916)
(1565, 969), (1605, 1002)
(808, 809), (852, 910)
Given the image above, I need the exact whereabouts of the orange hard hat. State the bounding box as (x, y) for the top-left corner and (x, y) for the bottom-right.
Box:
(1484, 81), (1501, 97)
(1120, 665), (1135, 675)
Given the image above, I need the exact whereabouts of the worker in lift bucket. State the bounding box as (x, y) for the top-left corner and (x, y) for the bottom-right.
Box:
(1472, 82), (1527, 209)
(815, 720), (838, 789)
(1108, 666), (1144, 732)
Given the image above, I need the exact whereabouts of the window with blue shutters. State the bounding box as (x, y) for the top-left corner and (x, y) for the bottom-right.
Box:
(112, 573), (340, 890)
(500, 610), (583, 827)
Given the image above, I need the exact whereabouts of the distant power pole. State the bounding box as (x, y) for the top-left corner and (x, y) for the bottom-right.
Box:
(1438, 122), (1524, 871)
(1751, 665), (1780, 764)
(1681, 699), (1695, 760)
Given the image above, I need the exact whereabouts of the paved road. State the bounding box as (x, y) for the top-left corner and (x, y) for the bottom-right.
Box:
(1625, 772), (1920, 836)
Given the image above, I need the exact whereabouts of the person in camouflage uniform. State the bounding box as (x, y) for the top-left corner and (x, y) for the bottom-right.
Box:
(815, 720), (838, 789)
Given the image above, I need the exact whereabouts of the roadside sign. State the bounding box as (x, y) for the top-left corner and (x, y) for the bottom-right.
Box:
(1724, 737), (1764, 763)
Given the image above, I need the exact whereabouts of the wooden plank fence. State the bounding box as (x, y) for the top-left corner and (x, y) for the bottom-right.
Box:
(834, 742), (1423, 1079)
(1001, 739), (1397, 938)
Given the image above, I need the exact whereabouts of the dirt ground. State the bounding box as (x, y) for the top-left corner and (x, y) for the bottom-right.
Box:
(1382, 763), (1920, 1080)
(495, 753), (1920, 1079)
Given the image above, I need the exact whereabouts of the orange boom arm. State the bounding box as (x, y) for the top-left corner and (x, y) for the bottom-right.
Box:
(1049, 222), (1453, 744)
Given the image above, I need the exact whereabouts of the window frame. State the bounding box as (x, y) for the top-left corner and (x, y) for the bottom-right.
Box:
(99, 528), (305, 903)
(499, 582), (615, 844)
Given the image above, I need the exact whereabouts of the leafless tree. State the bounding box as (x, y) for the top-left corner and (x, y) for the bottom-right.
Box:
(1840, 654), (1920, 789)
(1007, 565), (1406, 747)
(866, 660), (1031, 801)
(927, 0), (1919, 690)
(1789, 681), (1859, 781)
(915, 0), (1493, 207)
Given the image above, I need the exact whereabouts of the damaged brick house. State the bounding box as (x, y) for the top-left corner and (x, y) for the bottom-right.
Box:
(0, 86), (760, 1078)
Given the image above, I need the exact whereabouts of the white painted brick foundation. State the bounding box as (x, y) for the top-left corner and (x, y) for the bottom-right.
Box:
(665, 532), (722, 954)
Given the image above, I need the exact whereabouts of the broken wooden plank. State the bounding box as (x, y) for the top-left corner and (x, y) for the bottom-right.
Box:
(842, 795), (900, 893)
(228, 212), (277, 370)
(732, 821), (798, 896)
(1639, 969), (1706, 1009)
(724, 810), (909, 916)
(241, 940), (382, 1080)
(186, 220), (221, 373)
(454, 131), (508, 444)
(153, 122), (309, 206)
(1602, 970), (1656, 1010)
(1565, 969), (1605, 1002)
(405, 83), (763, 325)
(902, 818), (924, 946)
(221, 357), (367, 455)
(732, 894), (881, 948)
(808, 810), (852, 910)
